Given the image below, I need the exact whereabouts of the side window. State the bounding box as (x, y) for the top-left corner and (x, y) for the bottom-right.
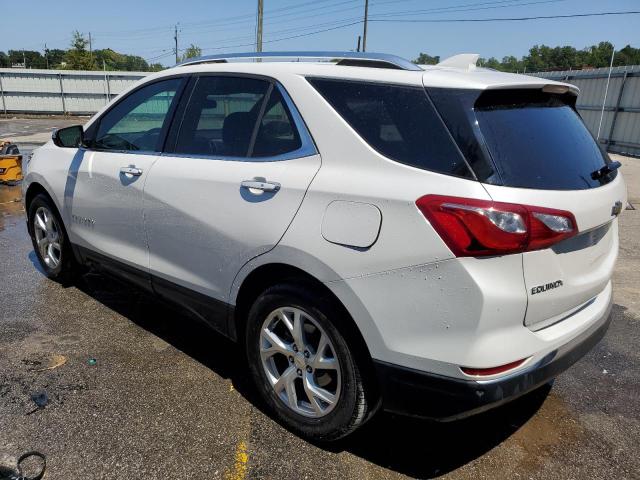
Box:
(93, 78), (182, 152)
(252, 87), (302, 157)
(308, 78), (472, 178)
(174, 76), (270, 157)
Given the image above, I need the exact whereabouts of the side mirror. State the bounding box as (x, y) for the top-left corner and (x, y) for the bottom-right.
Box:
(52, 125), (84, 148)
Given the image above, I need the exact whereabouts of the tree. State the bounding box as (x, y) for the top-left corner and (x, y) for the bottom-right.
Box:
(0, 51), (9, 67)
(45, 48), (66, 68)
(616, 44), (640, 66)
(8, 50), (46, 68)
(481, 57), (502, 70)
(500, 55), (523, 72)
(413, 52), (440, 65)
(181, 44), (202, 61)
(63, 31), (97, 70)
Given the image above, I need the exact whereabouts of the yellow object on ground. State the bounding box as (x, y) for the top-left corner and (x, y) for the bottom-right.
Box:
(0, 140), (23, 184)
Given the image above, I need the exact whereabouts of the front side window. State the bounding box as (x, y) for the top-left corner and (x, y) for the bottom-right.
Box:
(93, 78), (182, 152)
(308, 78), (472, 178)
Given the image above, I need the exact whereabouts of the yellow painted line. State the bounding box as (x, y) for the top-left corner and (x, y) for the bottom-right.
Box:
(224, 441), (249, 480)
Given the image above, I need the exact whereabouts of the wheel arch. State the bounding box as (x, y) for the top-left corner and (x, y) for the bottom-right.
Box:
(25, 182), (59, 235)
(231, 260), (379, 390)
(24, 180), (82, 265)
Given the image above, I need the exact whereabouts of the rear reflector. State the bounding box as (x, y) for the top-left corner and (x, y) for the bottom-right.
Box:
(416, 195), (577, 256)
(460, 358), (527, 377)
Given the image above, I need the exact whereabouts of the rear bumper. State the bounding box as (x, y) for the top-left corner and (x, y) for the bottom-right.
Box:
(373, 297), (612, 421)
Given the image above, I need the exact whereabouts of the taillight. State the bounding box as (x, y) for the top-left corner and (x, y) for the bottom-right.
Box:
(416, 195), (577, 257)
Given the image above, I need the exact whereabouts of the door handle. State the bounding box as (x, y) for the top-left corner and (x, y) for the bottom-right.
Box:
(240, 180), (281, 193)
(120, 166), (143, 176)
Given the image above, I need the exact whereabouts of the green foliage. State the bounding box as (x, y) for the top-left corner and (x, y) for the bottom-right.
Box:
(0, 51), (8, 67)
(8, 50), (46, 68)
(413, 52), (440, 65)
(417, 42), (640, 73)
(94, 48), (148, 71)
(46, 49), (66, 68)
(63, 31), (97, 70)
(181, 44), (202, 61)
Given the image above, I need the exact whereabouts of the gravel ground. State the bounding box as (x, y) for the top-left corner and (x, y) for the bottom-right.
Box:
(0, 118), (638, 479)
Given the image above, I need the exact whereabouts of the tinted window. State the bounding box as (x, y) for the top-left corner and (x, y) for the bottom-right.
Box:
(94, 78), (181, 151)
(308, 78), (472, 178)
(252, 87), (302, 157)
(174, 76), (270, 157)
(475, 90), (612, 190)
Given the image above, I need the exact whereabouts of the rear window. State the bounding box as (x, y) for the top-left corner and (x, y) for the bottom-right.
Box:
(475, 89), (613, 190)
(428, 88), (615, 190)
(308, 78), (472, 178)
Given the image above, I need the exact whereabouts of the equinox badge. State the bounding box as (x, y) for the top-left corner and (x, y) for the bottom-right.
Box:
(531, 280), (563, 295)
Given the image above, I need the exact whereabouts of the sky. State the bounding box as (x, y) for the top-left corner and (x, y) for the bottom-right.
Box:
(3, 0), (640, 66)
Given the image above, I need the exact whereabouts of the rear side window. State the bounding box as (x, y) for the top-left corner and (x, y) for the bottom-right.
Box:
(173, 77), (303, 159)
(174, 76), (270, 157)
(252, 87), (302, 157)
(308, 78), (472, 178)
(474, 90), (613, 190)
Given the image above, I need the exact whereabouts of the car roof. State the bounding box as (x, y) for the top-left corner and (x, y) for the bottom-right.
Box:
(147, 51), (578, 94)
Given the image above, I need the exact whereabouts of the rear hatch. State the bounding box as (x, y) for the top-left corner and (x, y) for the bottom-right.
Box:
(427, 84), (627, 330)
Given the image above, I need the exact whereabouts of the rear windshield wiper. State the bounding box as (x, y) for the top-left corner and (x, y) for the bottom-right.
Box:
(591, 161), (621, 180)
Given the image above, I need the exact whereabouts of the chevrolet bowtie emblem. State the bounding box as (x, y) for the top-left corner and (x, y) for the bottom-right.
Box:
(611, 201), (623, 217)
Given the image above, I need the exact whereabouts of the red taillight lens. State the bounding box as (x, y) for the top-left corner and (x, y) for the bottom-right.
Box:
(460, 358), (527, 377)
(416, 195), (577, 257)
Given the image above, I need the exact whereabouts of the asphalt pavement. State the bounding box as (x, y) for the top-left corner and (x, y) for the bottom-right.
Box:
(0, 117), (639, 479)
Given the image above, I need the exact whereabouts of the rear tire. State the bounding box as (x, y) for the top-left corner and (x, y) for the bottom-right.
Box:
(27, 193), (77, 283)
(246, 283), (375, 441)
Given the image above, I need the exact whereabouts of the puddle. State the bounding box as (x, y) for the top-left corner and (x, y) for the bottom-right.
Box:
(509, 393), (584, 472)
(0, 184), (24, 231)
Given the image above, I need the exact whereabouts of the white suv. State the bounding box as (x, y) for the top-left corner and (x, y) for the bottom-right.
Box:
(23, 52), (626, 440)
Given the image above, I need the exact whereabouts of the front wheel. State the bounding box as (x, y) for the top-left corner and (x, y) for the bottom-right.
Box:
(27, 193), (76, 283)
(246, 284), (376, 441)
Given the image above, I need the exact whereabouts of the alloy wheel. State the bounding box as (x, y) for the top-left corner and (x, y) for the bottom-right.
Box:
(33, 206), (62, 269)
(260, 306), (341, 418)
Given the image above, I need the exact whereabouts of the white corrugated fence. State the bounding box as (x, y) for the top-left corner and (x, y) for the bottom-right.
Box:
(1, 65), (639, 156)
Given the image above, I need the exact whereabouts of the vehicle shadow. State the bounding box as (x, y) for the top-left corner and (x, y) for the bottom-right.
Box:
(331, 385), (550, 478)
(73, 270), (550, 479)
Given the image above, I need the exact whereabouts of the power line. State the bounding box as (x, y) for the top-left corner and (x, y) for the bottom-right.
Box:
(370, 10), (640, 23)
(191, 10), (640, 54)
(368, 0), (567, 18)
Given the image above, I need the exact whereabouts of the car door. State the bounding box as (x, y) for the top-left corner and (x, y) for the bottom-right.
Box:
(69, 76), (186, 287)
(143, 75), (320, 331)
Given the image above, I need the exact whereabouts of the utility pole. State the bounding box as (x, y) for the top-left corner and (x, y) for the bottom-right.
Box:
(89, 32), (93, 62)
(362, 0), (369, 52)
(356, 36), (361, 52)
(256, 0), (264, 53)
(23, 51), (26, 69)
(174, 24), (179, 63)
(44, 44), (49, 69)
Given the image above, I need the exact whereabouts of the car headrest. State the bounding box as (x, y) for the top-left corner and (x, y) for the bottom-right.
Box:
(222, 112), (255, 156)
